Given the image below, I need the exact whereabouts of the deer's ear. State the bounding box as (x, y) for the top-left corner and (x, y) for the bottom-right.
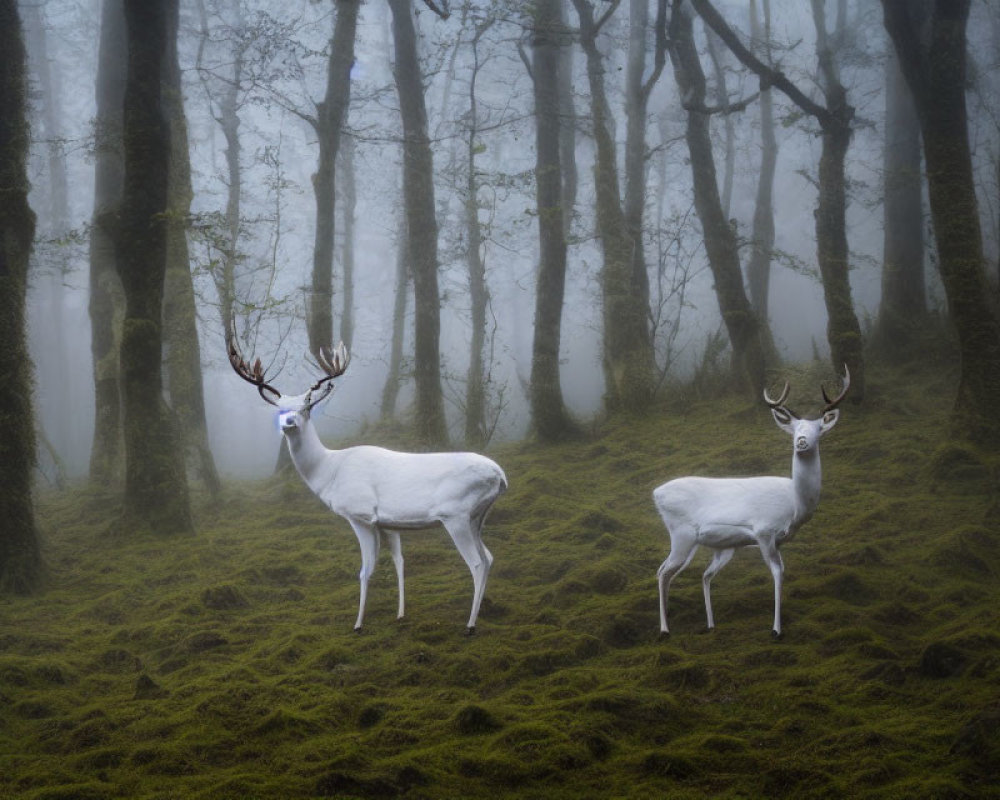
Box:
(771, 407), (796, 434)
(820, 408), (839, 434)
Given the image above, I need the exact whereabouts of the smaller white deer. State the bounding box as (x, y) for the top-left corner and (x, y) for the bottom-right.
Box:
(227, 327), (507, 634)
(653, 367), (849, 637)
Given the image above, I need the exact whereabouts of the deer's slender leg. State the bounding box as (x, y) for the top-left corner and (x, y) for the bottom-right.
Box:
(442, 515), (491, 632)
(656, 539), (698, 634)
(758, 537), (785, 637)
(702, 547), (735, 630)
(349, 520), (380, 631)
(383, 529), (405, 619)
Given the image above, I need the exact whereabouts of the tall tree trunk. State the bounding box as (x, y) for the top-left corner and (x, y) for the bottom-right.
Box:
(339, 132), (356, 351)
(872, 41), (926, 361)
(704, 28), (735, 217)
(557, 0), (578, 237)
(883, 0), (1000, 442)
(667, 3), (765, 397)
(463, 20), (493, 447)
(381, 210), (409, 421)
(0, 0), (43, 593)
(114, 0), (193, 535)
(388, 0), (448, 444)
(691, 0), (865, 400)
(810, 0), (865, 399)
(162, 0), (221, 497)
(572, 0), (656, 412)
(24, 2), (74, 473)
(746, 0), (779, 362)
(528, 0), (577, 441)
(89, 0), (126, 486)
(309, 0), (358, 357)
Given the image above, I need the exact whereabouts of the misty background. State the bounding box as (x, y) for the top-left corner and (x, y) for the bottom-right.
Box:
(20, 0), (1000, 480)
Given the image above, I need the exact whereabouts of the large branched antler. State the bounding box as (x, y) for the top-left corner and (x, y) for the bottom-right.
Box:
(303, 342), (350, 410)
(821, 365), (850, 414)
(763, 378), (797, 420)
(226, 321), (282, 406)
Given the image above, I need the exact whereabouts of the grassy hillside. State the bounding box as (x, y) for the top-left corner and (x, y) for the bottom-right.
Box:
(2, 363), (998, 799)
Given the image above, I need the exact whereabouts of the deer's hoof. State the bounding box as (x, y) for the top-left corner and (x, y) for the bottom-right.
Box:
(700, 626), (715, 635)
(659, 630), (670, 640)
(465, 626), (476, 637)
(354, 626), (363, 634)
(771, 629), (783, 640)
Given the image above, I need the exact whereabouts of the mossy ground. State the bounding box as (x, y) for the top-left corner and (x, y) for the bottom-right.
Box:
(2, 364), (998, 799)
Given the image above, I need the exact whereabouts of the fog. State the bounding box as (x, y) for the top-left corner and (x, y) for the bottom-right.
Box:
(21, 0), (1000, 480)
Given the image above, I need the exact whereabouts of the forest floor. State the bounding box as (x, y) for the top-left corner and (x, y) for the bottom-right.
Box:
(2, 361), (999, 799)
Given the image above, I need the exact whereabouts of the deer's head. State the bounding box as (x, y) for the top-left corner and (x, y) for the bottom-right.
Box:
(764, 366), (850, 454)
(226, 324), (349, 436)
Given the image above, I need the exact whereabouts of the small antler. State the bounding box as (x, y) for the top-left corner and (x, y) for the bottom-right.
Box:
(820, 365), (850, 413)
(763, 380), (790, 409)
(226, 321), (281, 406)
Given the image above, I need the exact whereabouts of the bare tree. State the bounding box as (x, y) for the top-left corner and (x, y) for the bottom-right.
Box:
(162, 0), (221, 497)
(871, 37), (926, 361)
(745, 0), (779, 362)
(307, 0), (358, 358)
(388, 0), (448, 444)
(0, 0), (43, 592)
(89, 0), (127, 486)
(692, 0), (866, 401)
(667, 2), (766, 397)
(882, 0), (1000, 441)
(571, 0), (659, 412)
(114, 0), (192, 535)
(527, 0), (578, 441)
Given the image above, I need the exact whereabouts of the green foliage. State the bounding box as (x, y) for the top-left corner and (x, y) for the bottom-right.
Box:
(1, 365), (998, 798)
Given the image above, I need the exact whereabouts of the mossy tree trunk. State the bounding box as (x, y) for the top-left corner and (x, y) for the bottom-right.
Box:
(162, 0), (220, 498)
(692, 0), (865, 401)
(89, 0), (126, 487)
(810, 0), (865, 400)
(114, 0), (193, 536)
(0, 0), (43, 593)
(871, 45), (926, 361)
(308, 0), (358, 358)
(667, 4), (766, 398)
(528, 0), (578, 441)
(388, 0), (448, 445)
(882, 0), (1000, 443)
(572, 0), (657, 413)
(380, 212), (409, 422)
(462, 19), (493, 448)
(746, 0), (779, 365)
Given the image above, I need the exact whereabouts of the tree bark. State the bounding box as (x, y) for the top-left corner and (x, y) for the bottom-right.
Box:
(162, 0), (220, 497)
(746, 0), (779, 362)
(463, 20), (492, 447)
(667, 3), (765, 397)
(339, 132), (357, 351)
(691, 0), (865, 400)
(882, 0), (1000, 441)
(309, 0), (358, 357)
(381, 211), (409, 421)
(388, 0), (448, 445)
(0, 0), (44, 593)
(528, 0), (577, 440)
(114, 0), (193, 535)
(89, 0), (127, 486)
(810, 0), (864, 398)
(871, 41), (926, 361)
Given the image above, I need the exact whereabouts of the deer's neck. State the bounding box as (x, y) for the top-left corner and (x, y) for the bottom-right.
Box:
(790, 448), (822, 521)
(284, 421), (340, 490)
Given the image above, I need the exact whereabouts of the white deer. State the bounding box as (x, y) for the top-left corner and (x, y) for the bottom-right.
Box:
(226, 328), (507, 634)
(653, 368), (850, 638)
